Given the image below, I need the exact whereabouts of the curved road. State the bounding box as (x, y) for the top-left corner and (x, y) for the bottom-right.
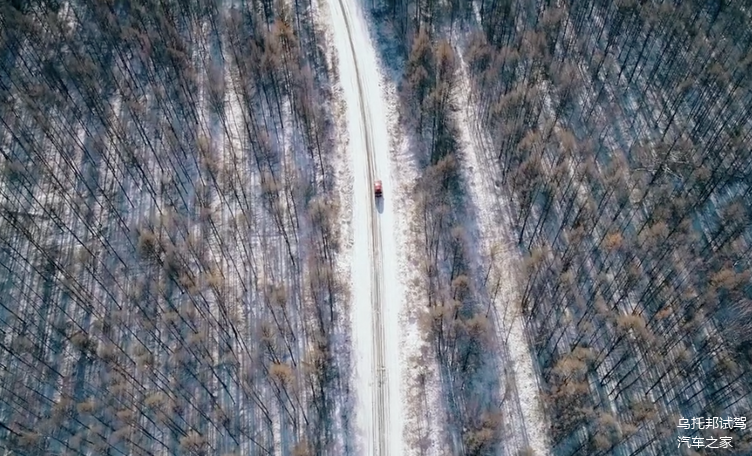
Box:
(329, 0), (392, 454)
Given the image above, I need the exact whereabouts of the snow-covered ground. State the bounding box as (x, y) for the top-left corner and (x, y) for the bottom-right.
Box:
(325, 0), (406, 454)
(453, 39), (552, 456)
(309, 1), (356, 454)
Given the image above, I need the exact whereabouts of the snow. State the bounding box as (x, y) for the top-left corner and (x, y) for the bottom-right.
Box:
(379, 78), (445, 456)
(366, 22), (448, 456)
(453, 40), (552, 456)
(325, 0), (406, 454)
(310, 0), (354, 452)
(327, 1), (374, 452)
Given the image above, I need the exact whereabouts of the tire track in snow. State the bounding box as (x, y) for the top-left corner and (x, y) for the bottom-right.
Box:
(330, 0), (390, 454)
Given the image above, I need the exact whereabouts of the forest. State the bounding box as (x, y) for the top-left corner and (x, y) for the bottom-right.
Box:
(378, 0), (752, 454)
(0, 0), (347, 455)
(2, 0), (751, 455)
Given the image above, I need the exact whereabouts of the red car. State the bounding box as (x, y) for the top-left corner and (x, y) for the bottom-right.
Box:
(374, 180), (383, 198)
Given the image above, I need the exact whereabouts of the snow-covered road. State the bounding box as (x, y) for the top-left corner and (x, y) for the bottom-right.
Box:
(327, 1), (404, 455)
